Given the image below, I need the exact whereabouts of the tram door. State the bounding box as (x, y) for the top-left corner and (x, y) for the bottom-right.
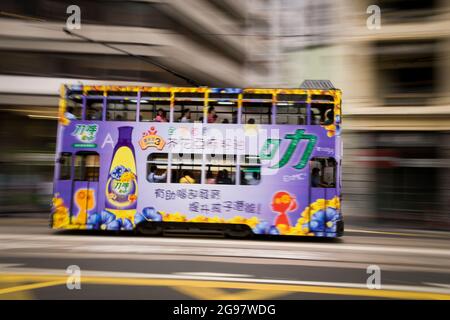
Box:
(309, 158), (337, 233)
(54, 152), (73, 213)
(72, 152), (99, 224)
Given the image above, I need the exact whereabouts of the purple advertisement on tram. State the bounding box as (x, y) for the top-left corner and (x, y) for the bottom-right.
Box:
(52, 86), (343, 238)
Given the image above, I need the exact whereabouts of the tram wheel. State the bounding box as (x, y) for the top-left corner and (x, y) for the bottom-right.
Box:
(224, 226), (253, 239)
(136, 223), (163, 236)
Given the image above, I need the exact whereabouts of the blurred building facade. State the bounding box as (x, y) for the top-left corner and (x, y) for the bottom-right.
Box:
(279, 0), (450, 228)
(0, 0), (263, 212)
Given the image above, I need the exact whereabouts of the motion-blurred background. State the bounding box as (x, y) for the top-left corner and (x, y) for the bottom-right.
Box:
(0, 0), (449, 230)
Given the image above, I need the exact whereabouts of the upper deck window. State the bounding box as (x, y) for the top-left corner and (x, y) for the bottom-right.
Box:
(311, 94), (334, 103)
(242, 102), (272, 124)
(174, 104), (204, 123)
(85, 99), (104, 121)
(242, 93), (272, 124)
(310, 103), (334, 125)
(106, 99), (137, 121)
(140, 101), (170, 122)
(208, 92), (239, 124)
(205, 105), (238, 124)
(174, 92), (205, 123)
(66, 96), (83, 120)
(276, 102), (307, 125)
(64, 88), (339, 126)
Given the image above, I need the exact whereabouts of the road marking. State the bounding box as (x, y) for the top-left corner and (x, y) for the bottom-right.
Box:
(0, 280), (33, 300)
(71, 277), (450, 300)
(1, 272), (450, 300)
(1, 266), (450, 295)
(0, 273), (449, 300)
(0, 279), (66, 296)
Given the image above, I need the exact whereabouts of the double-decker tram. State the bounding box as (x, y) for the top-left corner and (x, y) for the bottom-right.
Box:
(51, 80), (343, 237)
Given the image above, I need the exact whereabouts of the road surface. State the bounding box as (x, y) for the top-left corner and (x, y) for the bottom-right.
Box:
(0, 218), (449, 300)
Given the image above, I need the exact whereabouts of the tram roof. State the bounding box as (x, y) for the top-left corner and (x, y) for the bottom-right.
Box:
(62, 84), (341, 97)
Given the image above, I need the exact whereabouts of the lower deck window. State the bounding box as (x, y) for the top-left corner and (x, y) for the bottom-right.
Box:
(171, 153), (202, 184)
(58, 152), (72, 180)
(74, 152), (100, 181)
(205, 154), (236, 185)
(147, 153), (168, 183)
(310, 157), (336, 188)
(240, 155), (261, 185)
(145, 153), (261, 185)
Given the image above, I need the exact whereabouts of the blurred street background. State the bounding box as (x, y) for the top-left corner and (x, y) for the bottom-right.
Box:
(1, 0), (450, 230)
(0, 0), (450, 300)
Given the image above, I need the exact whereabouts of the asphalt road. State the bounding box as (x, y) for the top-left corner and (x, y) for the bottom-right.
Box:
(0, 217), (449, 300)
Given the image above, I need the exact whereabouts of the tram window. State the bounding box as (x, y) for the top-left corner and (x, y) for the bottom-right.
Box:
(106, 100), (137, 121)
(146, 153), (168, 183)
(239, 155), (261, 185)
(310, 103), (334, 125)
(85, 99), (104, 121)
(205, 154), (236, 185)
(174, 103), (203, 123)
(74, 152), (100, 182)
(276, 102), (307, 125)
(311, 94), (334, 103)
(242, 102), (272, 124)
(310, 157), (336, 188)
(66, 97), (82, 120)
(139, 101), (170, 122)
(171, 153), (202, 184)
(209, 93), (239, 124)
(141, 92), (171, 99)
(277, 94), (307, 102)
(207, 102), (238, 124)
(58, 152), (72, 180)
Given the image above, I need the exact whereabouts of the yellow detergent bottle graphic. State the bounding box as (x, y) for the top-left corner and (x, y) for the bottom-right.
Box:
(105, 126), (138, 222)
